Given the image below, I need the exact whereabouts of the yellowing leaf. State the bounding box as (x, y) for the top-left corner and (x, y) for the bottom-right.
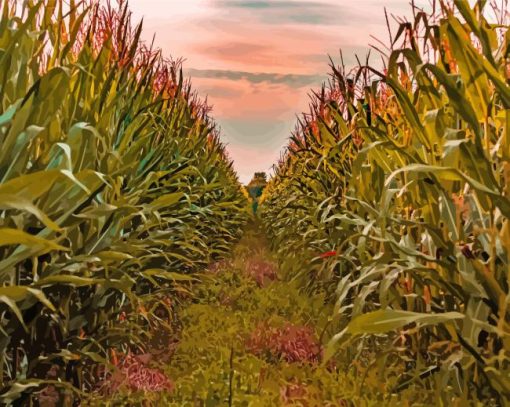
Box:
(0, 194), (61, 231)
(0, 228), (67, 251)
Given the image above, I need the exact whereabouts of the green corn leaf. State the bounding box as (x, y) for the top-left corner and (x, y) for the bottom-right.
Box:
(140, 268), (195, 281)
(346, 309), (465, 335)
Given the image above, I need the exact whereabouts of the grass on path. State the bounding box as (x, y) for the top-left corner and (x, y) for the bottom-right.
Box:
(104, 221), (441, 406)
(160, 222), (429, 406)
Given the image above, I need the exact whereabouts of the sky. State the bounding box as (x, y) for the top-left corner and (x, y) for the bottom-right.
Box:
(129, 0), (430, 184)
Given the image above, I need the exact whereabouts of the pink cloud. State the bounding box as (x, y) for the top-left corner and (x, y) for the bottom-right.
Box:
(190, 76), (314, 120)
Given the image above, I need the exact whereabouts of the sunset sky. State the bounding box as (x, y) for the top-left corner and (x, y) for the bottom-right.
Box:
(129, 0), (429, 183)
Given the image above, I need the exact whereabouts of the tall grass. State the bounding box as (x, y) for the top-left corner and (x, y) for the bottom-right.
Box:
(0, 0), (247, 403)
(261, 0), (510, 403)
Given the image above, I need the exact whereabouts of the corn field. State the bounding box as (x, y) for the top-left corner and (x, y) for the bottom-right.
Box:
(261, 0), (510, 404)
(0, 0), (247, 403)
(2, 0), (510, 405)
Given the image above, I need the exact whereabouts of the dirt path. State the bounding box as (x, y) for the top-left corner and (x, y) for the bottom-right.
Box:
(95, 222), (441, 405)
(161, 221), (356, 406)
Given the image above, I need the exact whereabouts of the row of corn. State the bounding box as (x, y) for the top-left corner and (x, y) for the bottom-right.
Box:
(0, 0), (247, 403)
(261, 0), (510, 403)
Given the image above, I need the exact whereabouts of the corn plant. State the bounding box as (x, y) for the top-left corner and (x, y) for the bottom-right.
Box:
(261, 0), (510, 403)
(0, 0), (247, 403)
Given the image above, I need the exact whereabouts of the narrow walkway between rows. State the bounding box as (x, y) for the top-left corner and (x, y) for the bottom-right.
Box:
(161, 222), (360, 406)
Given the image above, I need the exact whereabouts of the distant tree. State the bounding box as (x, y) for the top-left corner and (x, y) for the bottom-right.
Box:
(253, 172), (267, 183)
(247, 172), (267, 199)
(246, 172), (268, 213)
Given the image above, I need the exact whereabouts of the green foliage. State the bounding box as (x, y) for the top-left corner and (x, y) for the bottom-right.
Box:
(0, 0), (247, 403)
(261, 1), (510, 403)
